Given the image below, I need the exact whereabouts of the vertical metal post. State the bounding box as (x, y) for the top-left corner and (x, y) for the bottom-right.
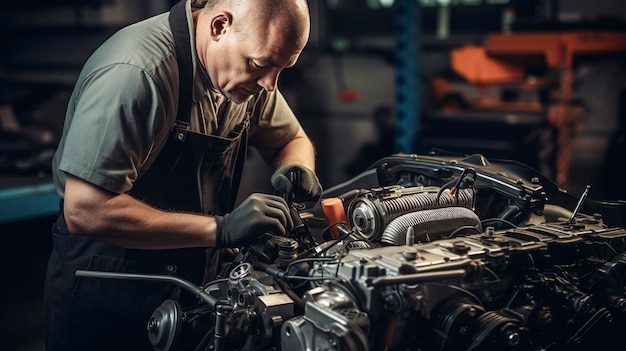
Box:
(394, 0), (421, 154)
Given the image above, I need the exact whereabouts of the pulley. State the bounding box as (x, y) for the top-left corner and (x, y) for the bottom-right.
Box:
(147, 299), (183, 351)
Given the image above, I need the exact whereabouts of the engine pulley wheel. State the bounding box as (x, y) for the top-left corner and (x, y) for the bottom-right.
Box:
(468, 311), (522, 350)
(147, 299), (182, 351)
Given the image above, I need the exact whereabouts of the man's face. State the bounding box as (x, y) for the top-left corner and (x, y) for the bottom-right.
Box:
(207, 17), (306, 104)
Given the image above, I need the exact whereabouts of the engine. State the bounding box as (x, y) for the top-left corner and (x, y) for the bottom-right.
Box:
(75, 152), (626, 351)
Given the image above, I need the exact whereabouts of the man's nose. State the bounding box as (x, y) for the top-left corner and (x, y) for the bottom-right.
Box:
(257, 69), (280, 91)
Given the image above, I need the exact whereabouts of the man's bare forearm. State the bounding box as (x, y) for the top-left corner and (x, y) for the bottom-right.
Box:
(63, 174), (217, 249)
(272, 126), (316, 171)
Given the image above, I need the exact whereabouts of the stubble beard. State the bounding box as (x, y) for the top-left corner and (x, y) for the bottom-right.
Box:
(223, 89), (253, 105)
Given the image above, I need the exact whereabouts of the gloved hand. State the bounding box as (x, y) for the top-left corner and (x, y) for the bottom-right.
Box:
(271, 164), (322, 203)
(215, 193), (294, 248)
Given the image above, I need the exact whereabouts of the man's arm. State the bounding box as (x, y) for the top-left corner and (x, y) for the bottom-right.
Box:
(266, 126), (317, 172)
(63, 173), (294, 249)
(63, 173), (217, 249)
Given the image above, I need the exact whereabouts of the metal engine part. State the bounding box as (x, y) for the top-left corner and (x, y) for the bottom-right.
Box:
(147, 299), (182, 351)
(381, 206), (482, 245)
(283, 214), (626, 350)
(73, 153), (626, 351)
(202, 262), (295, 348)
(281, 285), (370, 351)
(347, 185), (475, 241)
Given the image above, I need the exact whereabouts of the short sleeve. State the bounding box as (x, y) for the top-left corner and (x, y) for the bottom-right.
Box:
(57, 64), (166, 194)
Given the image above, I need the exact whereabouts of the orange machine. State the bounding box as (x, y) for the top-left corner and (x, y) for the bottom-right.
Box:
(444, 31), (626, 189)
(435, 44), (549, 113)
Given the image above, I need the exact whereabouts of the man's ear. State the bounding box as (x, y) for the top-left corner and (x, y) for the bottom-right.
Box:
(210, 12), (232, 41)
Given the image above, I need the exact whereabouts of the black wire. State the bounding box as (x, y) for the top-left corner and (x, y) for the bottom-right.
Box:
(334, 237), (348, 277)
(454, 168), (476, 206)
(452, 169), (466, 189)
(453, 172), (464, 206)
(447, 225), (482, 238)
(436, 178), (457, 205)
(482, 265), (501, 282)
(597, 241), (620, 257)
(526, 252), (536, 268)
(286, 256), (337, 274)
(503, 284), (523, 310)
(283, 275), (333, 281)
(203, 278), (229, 289)
(317, 222), (353, 255)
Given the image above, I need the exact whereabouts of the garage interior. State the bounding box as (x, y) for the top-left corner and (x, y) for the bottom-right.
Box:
(1, 0), (625, 350)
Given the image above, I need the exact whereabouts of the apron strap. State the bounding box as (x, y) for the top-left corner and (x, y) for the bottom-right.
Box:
(169, 0), (193, 142)
(166, 0), (255, 213)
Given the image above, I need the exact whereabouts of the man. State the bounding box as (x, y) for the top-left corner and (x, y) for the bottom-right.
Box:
(44, 0), (321, 350)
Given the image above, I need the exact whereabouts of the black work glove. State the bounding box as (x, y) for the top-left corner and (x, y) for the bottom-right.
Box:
(271, 164), (322, 203)
(215, 193), (294, 248)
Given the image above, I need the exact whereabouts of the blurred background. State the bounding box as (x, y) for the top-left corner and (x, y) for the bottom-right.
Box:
(1, 0), (625, 349)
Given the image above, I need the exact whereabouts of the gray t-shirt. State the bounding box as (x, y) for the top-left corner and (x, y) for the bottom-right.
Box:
(53, 4), (300, 198)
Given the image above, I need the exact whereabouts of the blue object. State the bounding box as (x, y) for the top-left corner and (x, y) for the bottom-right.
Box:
(0, 182), (59, 224)
(394, 0), (421, 153)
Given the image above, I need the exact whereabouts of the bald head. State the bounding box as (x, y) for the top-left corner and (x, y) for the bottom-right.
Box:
(205, 0), (310, 47)
(242, 0), (309, 46)
(195, 0), (310, 103)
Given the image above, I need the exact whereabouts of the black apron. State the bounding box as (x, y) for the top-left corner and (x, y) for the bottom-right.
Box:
(44, 1), (251, 350)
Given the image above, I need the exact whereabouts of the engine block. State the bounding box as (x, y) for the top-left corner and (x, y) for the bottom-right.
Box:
(74, 153), (626, 351)
(285, 214), (626, 350)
